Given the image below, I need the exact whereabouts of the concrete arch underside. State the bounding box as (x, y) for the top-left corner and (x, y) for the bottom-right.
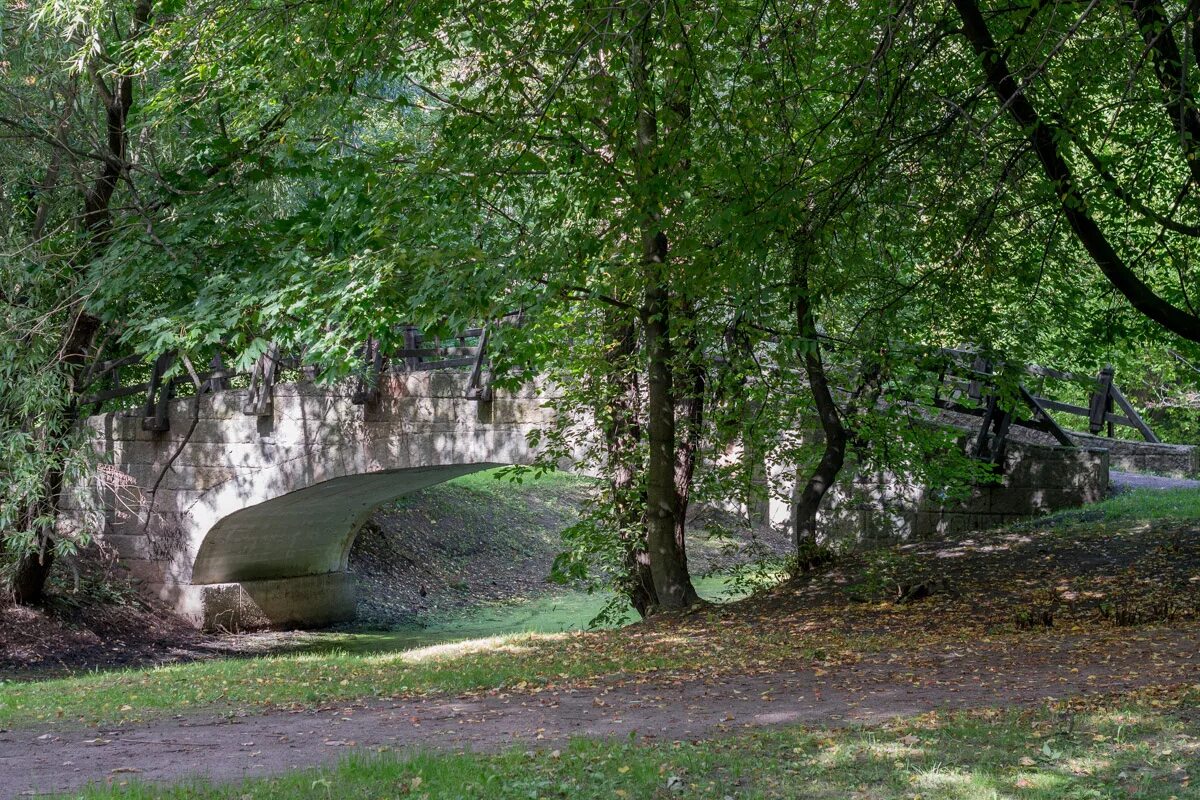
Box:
(189, 464), (496, 630)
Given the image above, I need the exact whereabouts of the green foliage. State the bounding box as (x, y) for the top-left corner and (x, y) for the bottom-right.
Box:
(4, 0), (1199, 605)
(0, 261), (99, 581)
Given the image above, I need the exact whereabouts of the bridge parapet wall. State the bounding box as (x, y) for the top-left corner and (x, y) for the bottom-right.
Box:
(1063, 432), (1198, 479)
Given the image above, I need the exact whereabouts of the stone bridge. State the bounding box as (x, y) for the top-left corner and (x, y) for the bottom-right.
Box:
(60, 371), (553, 630)
(61, 363), (1198, 632)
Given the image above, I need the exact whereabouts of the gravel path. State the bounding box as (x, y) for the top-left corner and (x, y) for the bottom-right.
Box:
(2, 627), (1196, 799)
(1110, 470), (1200, 492)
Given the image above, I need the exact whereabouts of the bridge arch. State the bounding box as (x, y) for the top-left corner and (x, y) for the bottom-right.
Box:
(65, 372), (553, 629)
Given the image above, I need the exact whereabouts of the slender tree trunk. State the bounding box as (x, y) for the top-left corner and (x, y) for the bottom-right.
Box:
(602, 313), (658, 616)
(32, 81), (78, 242)
(790, 249), (845, 565)
(630, 4), (697, 611)
(673, 300), (705, 576)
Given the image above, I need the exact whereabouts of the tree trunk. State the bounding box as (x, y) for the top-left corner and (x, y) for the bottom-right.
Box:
(630, 3), (698, 611)
(790, 250), (845, 566)
(12, 551), (55, 605)
(6, 0), (152, 604)
(602, 313), (658, 616)
(673, 300), (705, 578)
(642, 248), (698, 609)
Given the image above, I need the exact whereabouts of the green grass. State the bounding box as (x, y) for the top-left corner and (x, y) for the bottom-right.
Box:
(4, 484), (1194, 733)
(0, 464), (777, 731)
(1043, 488), (1200, 527)
(450, 466), (593, 494)
(0, 629), (663, 729)
(0, 577), (822, 730)
(303, 574), (740, 655)
(65, 691), (1200, 799)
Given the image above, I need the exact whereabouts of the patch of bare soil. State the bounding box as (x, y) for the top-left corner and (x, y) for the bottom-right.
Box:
(757, 514), (1200, 631)
(0, 548), (214, 678)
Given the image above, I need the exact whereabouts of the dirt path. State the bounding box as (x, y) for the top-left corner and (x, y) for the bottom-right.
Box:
(2, 627), (1196, 798)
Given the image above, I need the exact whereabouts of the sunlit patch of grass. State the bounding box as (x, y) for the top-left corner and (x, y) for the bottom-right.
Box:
(0, 619), (881, 728)
(61, 689), (1200, 800)
(1047, 488), (1200, 528)
(365, 632), (548, 665)
(911, 764), (976, 790)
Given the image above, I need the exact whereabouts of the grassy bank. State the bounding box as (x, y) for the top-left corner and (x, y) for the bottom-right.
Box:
(68, 689), (1200, 799)
(3, 488), (1198, 731)
(0, 609), (856, 729)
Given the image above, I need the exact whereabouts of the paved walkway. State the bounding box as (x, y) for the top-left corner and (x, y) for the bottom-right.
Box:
(1110, 470), (1200, 492)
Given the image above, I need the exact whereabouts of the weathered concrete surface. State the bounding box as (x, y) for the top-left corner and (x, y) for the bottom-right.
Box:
(756, 436), (1110, 544)
(816, 441), (1109, 544)
(1063, 431), (1198, 479)
(1110, 470), (1200, 492)
(198, 573), (357, 632)
(60, 372), (554, 630)
(934, 407), (1199, 480)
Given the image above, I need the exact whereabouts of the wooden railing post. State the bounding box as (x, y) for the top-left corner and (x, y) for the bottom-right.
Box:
(242, 343), (280, 417)
(466, 326), (492, 401)
(402, 326), (419, 371)
(207, 353), (227, 394)
(1088, 365), (1115, 435)
(352, 338), (383, 406)
(141, 351), (176, 432)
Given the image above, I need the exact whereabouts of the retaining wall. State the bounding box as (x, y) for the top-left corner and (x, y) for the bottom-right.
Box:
(817, 441), (1109, 544)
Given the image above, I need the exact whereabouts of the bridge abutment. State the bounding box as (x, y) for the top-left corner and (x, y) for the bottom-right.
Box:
(179, 574), (358, 631)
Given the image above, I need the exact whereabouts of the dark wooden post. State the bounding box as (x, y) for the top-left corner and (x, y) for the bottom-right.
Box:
(1088, 365), (1115, 435)
(466, 326), (492, 401)
(141, 351), (176, 432)
(207, 353), (227, 394)
(352, 338), (383, 406)
(242, 343), (280, 417)
(403, 326), (419, 371)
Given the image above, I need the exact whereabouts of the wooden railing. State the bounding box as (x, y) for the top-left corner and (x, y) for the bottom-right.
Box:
(76, 321), (509, 433)
(933, 349), (1159, 462)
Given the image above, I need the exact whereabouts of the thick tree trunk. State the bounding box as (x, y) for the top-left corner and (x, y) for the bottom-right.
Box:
(12, 551), (55, 605)
(643, 254), (698, 609)
(8, 498), (56, 604)
(630, 4), (698, 611)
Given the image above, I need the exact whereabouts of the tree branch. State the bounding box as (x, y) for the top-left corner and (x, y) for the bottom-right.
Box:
(953, 0), (1200, 343)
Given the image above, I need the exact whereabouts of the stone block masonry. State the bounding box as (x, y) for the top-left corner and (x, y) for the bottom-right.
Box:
(816, 441), (1109, 544)
(1064, 431), (1198, 479)
(60, 371), (552, 631)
